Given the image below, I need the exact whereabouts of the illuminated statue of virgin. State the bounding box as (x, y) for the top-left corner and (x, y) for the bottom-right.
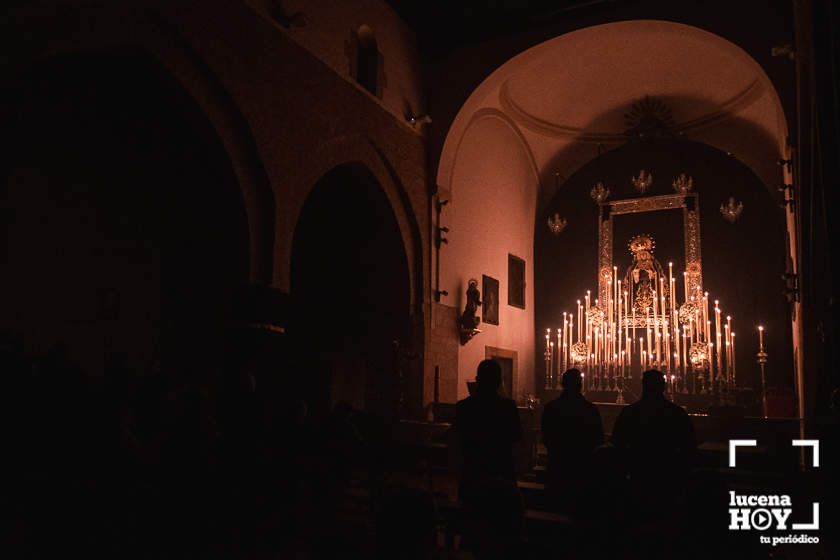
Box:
(624, 234), (667, 314)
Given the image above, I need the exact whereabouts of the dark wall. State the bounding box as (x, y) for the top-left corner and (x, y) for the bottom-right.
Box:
(291, 163), (411, 417)
(0, 51), (249, 383)
(535, 139), (793, 391)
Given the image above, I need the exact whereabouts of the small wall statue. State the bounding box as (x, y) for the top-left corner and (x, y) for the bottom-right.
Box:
(459, 278), (482, 344)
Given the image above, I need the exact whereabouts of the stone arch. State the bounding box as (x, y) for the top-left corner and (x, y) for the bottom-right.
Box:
(288, 161), (413, 417)
(278, 134), (423, 314)
(0, 3), (275, 284)
(446, 108), (541, 203)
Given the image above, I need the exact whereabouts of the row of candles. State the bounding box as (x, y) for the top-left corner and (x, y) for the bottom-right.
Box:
(544, 263), (740, 387)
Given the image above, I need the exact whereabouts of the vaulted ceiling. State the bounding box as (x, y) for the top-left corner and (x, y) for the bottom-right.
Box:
(437, 20), (788, 210)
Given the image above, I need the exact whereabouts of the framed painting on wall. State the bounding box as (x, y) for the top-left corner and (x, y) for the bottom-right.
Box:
(508, 254), (525, 309)
(482, 274), (499, 325)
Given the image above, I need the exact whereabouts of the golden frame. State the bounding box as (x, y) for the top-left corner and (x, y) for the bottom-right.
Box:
(597, 193), (703, 308)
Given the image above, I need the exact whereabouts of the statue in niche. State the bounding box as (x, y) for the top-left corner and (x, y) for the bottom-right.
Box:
(459, 278), (482, 344)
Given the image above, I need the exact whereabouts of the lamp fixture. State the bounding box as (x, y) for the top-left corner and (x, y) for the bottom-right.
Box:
(547, 213), (568, 235)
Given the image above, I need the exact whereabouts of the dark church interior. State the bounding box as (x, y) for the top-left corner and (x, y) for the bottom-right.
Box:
(1, 1), (838, 558)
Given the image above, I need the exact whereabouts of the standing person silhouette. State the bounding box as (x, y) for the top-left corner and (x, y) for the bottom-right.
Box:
(455, 360), (525, 559)
(541, 368), (603, 511)
(455, 359), (522, 505)
(611, 369), (696, 518)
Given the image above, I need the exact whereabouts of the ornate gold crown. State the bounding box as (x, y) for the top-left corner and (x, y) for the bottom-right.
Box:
(628, 234), (655, 254)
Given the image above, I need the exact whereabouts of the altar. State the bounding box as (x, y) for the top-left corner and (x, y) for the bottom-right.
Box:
(543, 176), (768, 410)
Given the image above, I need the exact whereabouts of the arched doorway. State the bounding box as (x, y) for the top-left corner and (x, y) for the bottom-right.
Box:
(0, 50), (250, 385)
(290, 163), (410, 419)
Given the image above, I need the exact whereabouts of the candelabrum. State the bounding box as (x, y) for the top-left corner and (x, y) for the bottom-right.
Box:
(631, 170), (653, 193)
(757, 350), (768, 417)
(590, 181), (610, 204)
(720, 197), (744, 223)
(547, 213), (568, 235)
(672, 173), (694, 194)
(544, 344), (553, 390)
(757, 326), (768, 418)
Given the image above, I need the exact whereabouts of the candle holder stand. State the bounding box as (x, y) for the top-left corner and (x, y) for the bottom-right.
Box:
(757, 349), (768, 418)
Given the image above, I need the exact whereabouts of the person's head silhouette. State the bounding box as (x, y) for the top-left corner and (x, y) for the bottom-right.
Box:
(476, 359), (502, 397)
(641, 369), (666, 398)
(561, 368), (583, 394)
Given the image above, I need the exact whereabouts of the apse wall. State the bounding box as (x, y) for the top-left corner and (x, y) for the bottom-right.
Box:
(535, 140), (793, 395)
(441, 113), (537, 401)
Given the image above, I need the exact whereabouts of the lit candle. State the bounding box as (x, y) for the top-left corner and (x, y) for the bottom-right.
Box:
(661, 294), (667, 360)
(724, 324), (731, 374)
(675, 327), (680, 369)
(708, 341), (715, 382)
(585, 292), (591, 345)
(550, 341), (555, 378)
(758, 325), (765, 352)
(715, 304), (723, 380)
(607, 279), (612, 344)
(731, 332), (737, 384)
(577, 301), (582, 343)
(706, 320), (711, 352)
(646, 308), (652, 368)
(617, 281), (622, 344)
(683, 271), (689, 302)
(639, 338), (644, 369)
(563, 313), (568, 367)
(659, 276), (666, 321)
(726, 315), (733, 372)
(652, 290), (659, 362)
(670, 276), (677, 326)
(626, 337), (631, 366)
(569, 322), (574, 356)
(668, 262), (673, 302)
(631, 298), (636, 360)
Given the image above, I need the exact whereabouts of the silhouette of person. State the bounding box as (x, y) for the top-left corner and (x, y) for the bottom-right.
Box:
(541, 368), (603, 508)
(611, 369), (696, 518)
(455, 359), (522, 504)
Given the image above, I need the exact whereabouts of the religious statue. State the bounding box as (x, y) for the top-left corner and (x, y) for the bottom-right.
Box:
(459, 278), (482, 344)
(625, 234), (665, 314)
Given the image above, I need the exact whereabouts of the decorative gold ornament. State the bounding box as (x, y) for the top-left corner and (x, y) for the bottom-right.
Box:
(628, 234), (655, 254)
(586, 305), (605, 328)
(631, 170), (653, 193)
(672, 173), (694, 194)
(678, 301), (697, 325)
(634, 283), (654, 313)
(720, 197), (744, 223)
(624, 96), (676, 138)
(590, 181), (610, 203)
(547, 213), (568, 235)
(570, 341), (589, 364)
(689, 342), (708, 369)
